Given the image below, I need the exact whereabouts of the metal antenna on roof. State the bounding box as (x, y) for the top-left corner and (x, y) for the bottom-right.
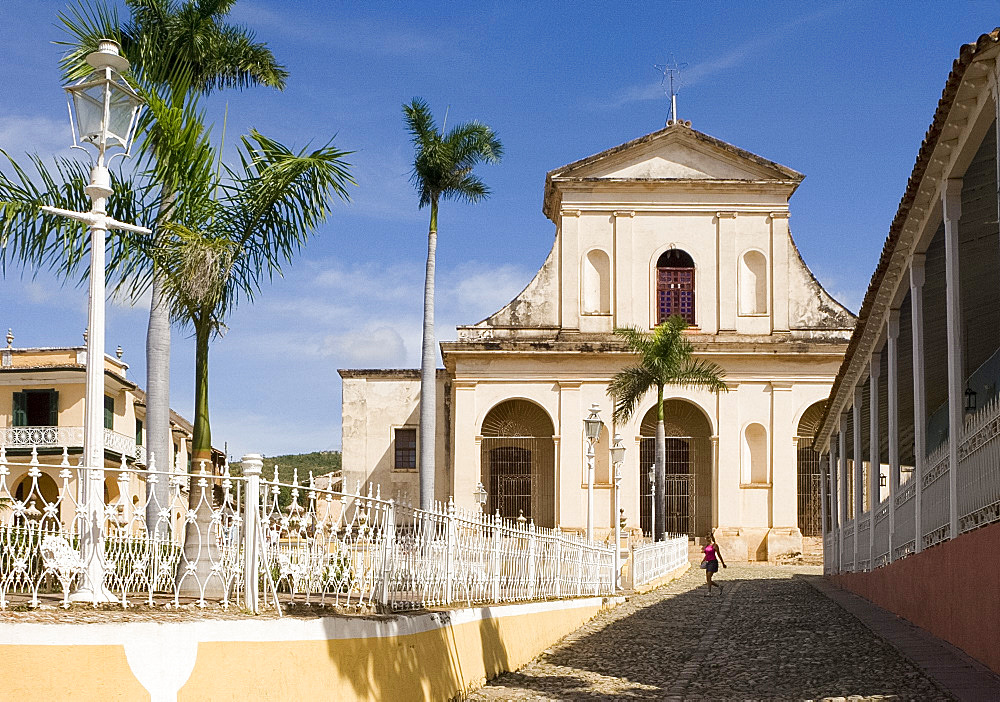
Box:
(654, 57), (688, 126)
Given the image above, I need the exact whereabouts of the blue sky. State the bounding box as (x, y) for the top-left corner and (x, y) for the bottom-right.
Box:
(2, 2), (998, 460)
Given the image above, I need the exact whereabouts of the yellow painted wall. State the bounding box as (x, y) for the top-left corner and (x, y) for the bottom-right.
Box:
(0, 597), (621, 701)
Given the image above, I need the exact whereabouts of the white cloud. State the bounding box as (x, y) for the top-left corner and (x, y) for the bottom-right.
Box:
(325, 325), (407, 366)
(0, 115), (73, 159)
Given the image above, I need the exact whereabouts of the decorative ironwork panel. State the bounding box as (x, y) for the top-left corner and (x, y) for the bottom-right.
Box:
(796, 443), (822, 536)
(656, 267), (695, 325)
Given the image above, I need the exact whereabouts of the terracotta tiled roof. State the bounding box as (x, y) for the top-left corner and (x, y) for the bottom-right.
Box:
(815, 28), (1000, 446)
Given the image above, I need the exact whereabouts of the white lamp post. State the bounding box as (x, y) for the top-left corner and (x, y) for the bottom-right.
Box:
(648, 466), (656, 542)
(44, 39), (149, 604)
(474, 481), (488, 513)
(583, 403), (602, 543)
(609, 433), (625, 590)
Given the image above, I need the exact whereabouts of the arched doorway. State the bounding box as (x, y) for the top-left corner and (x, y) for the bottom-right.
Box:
(655, 249), (695, 325)
(796, 401), (826, 536)
(480, 400), (556, 527)
(639, 400), (713, 536)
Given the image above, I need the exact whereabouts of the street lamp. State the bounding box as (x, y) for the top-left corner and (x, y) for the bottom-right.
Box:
(648, 466), (656, 542)
(43, 39), (149, 604)
(474, 481), (488, 512)
(583, 403), (602, 542)
(609, 433), (626, 590)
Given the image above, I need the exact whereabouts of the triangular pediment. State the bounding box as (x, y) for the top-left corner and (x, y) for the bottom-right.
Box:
(549, 125), (802, 183)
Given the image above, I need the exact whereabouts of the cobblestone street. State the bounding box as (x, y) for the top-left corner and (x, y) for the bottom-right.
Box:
(467, 564), (952, 701)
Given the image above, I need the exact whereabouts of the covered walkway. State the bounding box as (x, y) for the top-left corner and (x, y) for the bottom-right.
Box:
(469, 564), (999, 701)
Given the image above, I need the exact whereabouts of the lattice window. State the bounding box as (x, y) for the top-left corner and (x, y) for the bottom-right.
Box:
(655, 249), (695, 325)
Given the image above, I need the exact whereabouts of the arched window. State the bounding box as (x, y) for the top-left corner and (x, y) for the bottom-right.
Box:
(739, 250), (767, 315)
(743, 423), (768, 484)
(582, 249), (611, 314)
(656, 249), (695, 325)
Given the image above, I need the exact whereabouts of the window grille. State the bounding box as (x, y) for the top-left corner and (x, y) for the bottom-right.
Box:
(657, 267), (695, 325)
(394, 428), (417, 470)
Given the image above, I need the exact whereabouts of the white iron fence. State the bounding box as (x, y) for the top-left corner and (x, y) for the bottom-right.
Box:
(630, 534), (689, 588)
(0, 449), (615, 612)
(826, 394), (1000, 575)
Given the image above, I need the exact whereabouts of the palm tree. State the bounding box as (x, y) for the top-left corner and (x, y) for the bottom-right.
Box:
(607, 316), (727, 541)
(56, 0), (287, 523)
(403, 98), (502, 510)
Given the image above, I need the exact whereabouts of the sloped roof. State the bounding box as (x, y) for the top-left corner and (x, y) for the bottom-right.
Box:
(814, 28), (1000, 447)
(543, 122), (804, 220)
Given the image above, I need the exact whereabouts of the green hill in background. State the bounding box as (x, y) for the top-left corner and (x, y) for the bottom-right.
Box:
(229, 450), (341, 484)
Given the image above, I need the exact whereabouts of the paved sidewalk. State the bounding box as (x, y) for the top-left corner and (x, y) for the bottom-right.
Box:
(466, 564), (951, 701)
(808, 577), (1000, 702)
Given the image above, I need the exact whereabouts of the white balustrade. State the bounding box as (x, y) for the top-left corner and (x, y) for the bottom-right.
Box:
(920, 441), (951, 548)
(0, 446), (616, 612)
(631, 534), (688, 588)
(958, 395), (1000, 533)
(0, 426), (138, 459)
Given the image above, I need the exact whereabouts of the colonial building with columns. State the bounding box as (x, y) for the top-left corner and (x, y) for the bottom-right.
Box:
(814, 29), (1000, 672)
(341, 120), (854, 560)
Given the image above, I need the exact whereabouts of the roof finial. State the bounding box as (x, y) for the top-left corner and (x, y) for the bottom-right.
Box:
(654, 56), (689, 127)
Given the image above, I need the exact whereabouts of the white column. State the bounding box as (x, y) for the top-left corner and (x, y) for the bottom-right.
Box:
(869, 351), (881, 558)
(838, 415), (848, 569)
(820, 451), (829, 572)
(853, 387), (864, 567)
(910, 255), (927, 553)
(560, 210), (581, 330)
(942, 180), (963, 541)
(887, 309), (900, 559)
(829, 436), (840, 572)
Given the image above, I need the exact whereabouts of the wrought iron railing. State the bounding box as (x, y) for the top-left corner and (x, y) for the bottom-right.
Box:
(0, 426), (138, 459)
(0, 448), (615, 612)
(631, 535), (689, 587)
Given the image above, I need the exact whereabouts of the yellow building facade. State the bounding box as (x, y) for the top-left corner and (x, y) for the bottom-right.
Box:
(341, 123), (855, 560)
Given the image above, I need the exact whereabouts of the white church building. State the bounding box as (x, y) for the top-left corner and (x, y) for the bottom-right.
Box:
(340, 121), (855, 560)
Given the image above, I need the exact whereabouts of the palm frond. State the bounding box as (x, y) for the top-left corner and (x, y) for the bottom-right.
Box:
(607, 365), (657, 424)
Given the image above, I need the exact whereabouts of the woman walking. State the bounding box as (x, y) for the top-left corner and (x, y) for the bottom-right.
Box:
(701, 531), (726, 596)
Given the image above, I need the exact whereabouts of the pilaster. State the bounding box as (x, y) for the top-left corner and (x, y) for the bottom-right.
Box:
(769, 211), (790, 333)
(557, 380), (583, 529)
(716, 381), (741, 527)
(770, 382), (796, 529)
(716, 212), (738, 332)
(612, 211), (633, 328)
(452, 380), (479, 510)
(560, 210), (581, 330)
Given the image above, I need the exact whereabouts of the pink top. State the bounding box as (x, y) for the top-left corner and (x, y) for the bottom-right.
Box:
(704, 543), (718, 561)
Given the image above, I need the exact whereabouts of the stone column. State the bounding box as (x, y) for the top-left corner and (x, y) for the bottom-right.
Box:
(942, 180), (963, 540)
(910, 255), (927, 553)
(887, 309), (900, 558)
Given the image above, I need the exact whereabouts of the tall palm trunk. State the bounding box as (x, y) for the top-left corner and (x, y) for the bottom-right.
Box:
(419, 199), (438, 510)
(655, 384), (666, 542)
(177, 319), (222, 598)
(145, 193), (175, 540)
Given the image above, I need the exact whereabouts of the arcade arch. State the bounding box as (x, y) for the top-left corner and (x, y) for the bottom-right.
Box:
(638, 399), (713, 536)
(480, 399), (556, 527)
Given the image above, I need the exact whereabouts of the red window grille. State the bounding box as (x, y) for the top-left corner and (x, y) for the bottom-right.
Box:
(657, 267), (695, 325)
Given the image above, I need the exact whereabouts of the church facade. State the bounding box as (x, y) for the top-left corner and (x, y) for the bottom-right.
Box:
(340, 121), (855, 560)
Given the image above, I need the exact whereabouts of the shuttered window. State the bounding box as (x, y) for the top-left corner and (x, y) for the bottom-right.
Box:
(104, 395), (115, 430)
(13, 390), (58, 426)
